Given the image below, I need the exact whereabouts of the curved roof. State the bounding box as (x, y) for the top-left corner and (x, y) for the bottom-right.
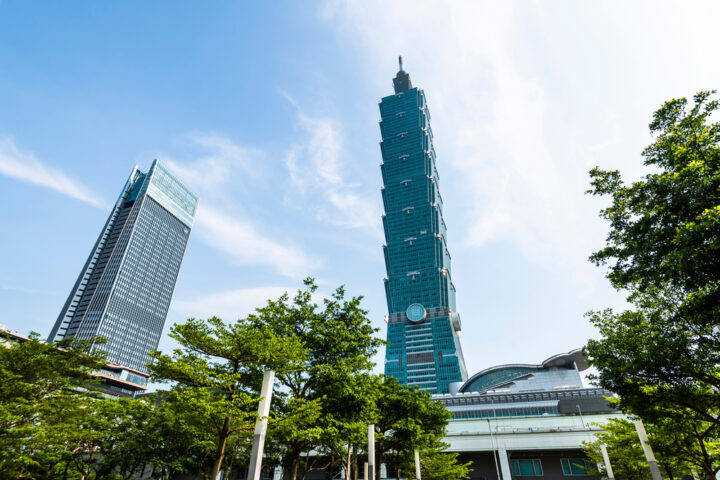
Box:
(458, 348), (587, 393)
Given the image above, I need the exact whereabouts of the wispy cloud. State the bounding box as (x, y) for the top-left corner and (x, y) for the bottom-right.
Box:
(0, 283), (42, 295)
(171, 286), (295, 320)
(0, 136), (107, 209)
(158, 132), (261, 196)
(160, 133), (319, 278)
(320, 1), (601, 269)
(283, 94), (383, 238)
(193, 204), (318, 278)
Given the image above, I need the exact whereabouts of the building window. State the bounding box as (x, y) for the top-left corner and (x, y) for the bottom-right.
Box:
(560, 458), (593, 476)
(511, 459), (543, 476)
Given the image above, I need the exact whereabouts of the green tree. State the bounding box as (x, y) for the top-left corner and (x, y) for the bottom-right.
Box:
(586, 91), (720, 422)
(585, 91), (720, 476)
(251, 279), (383, 480)
(315, 373), (380, 480)
(395, 449), (471, 480)
(149, 316), (306, 480)
(144, 394), (215, 479)
(583, 419), (661, 480)
(588, 90), (720, 309)
(0, 330), (106, 479)
(369, 377), (452, 480)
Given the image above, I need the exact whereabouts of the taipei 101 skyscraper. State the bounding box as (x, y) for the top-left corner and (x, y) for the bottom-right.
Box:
(378, 58), (467, 394)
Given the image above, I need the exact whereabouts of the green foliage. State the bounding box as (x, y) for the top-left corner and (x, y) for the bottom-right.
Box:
(588, 90), (720, 299)
(583, 419), (652, 479)
(0, 279), (466, 479)
(252, 278), (383, 480)
(371, 377), (453, 480)
(586, 91), (720, 476)
(417, 450), (471, 480)
(395, 448), (471, 480)
(149, 315), (307, 480)
(0, 331), (106, 479)
(583, 418), (706, 480)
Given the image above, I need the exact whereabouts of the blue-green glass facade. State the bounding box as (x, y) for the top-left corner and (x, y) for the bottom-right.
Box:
(48, 160), (197, 373)
(379, 64), (467, 393)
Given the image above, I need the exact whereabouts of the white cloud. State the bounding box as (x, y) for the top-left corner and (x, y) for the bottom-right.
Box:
(320, 0), (720, 275)
(317, 0), (720, 372)
(157, 133), (319, 278)
(0, 136), (107, 209)
(283, 96), (383, 238)
(171, 286), (295, 320)
(193, 204), (318, 278)
(158, 132), (260, 196)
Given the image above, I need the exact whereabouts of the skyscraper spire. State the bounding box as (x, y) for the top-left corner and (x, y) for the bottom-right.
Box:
(392, 56), (412, 93)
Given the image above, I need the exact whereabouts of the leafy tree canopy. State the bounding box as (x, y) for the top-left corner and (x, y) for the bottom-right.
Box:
(585, 91), (720, 476)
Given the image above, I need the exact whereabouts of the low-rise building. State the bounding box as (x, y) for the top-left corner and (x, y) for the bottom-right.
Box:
(433, 349), (624, 479)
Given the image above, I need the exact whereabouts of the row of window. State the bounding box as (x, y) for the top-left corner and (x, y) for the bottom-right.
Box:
(511, 458), (594, 476)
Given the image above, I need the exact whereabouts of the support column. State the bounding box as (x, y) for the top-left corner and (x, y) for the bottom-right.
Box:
(248, 370), (275, 480)
(599, 444), (614, 480)
(414, 449), (421, 480)
(633, 419), (662, 480)
(498, 448), (512, 480)
(368, 425), (375, 480)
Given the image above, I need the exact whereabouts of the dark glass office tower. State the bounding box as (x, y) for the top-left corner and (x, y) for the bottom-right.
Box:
(49, 160), (198, 374)
(379, 59), (468, 393)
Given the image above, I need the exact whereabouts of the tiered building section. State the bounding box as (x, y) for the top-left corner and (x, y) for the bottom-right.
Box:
(379, 59), (467, 393)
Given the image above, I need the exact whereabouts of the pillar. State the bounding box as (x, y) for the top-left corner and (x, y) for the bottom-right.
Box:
(633, 418), (662, 480)
(599, 444), (614, 480)
(498, 448), (512, 480)
(248, 370), (275, 480)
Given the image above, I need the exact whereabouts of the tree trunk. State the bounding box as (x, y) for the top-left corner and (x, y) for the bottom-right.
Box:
(210, 415), (233, 480)
(346, 443), (352, 480)
(375, 444), (383, 480)
(290, 454), (300, 480)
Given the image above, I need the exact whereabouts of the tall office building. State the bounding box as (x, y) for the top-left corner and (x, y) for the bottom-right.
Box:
(379, 59), (468, 394)
(49, 160), (198, 374)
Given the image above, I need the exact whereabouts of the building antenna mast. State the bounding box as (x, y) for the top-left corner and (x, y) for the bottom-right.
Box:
(399, 55), (403, 71)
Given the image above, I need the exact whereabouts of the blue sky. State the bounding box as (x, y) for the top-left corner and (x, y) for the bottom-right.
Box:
(1, 1), (719, 379)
